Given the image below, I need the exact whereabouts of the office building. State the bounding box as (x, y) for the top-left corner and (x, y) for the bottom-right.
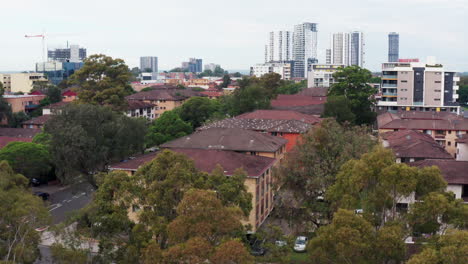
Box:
(307, 64), (344, 88)
(325, 49), (332, 64)
(292, 23), (318, 78)
(140, 56), (158, 73)
(48, 45), (86, 62)
(0, 73), (47, 93)
(36, 61), (84, 85)
(330, 31), (364, 67)
(204, 63), (220, 72)
(182, 58), (202, 73)
(250, 62), (294, 80)
(267, 31), (292, 62)
(388, 32), (399, 62)
(378, 58), (460, 114)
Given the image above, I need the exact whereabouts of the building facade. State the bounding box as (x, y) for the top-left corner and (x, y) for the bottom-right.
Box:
(36, 61), (84, 85)
(331, 31), (364, 67)
(48, 45), (86, 62)
(140, 56), (158, 73)
(307, 64), (344, 88)
(0, 73), (47, 93)
(250, 62), (293, 80)
(292, 23), (318, 78)
(3, 94), (46, 113)
(267, 31), (292, 62)
(388, 32), (399, 62)
(378, 60), (460, 114)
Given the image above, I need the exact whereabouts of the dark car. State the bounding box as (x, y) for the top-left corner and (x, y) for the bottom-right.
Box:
(246, 234), (266, 256)
(34, 192), (50, 201)
(30, 178), (42, 187)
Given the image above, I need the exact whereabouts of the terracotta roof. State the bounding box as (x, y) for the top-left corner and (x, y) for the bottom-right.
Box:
(377, 112), (468, 131)
(236, 110), (321, 124)
(29, 90), (44, 95)
(126, 100), (155, 110)
(271, 94), (327, 107)
(108, 149), (275, 178)
(44, 101), (70, 110)
(200, 91), (223, 97)
(411, 159), (468, 185)
(272, 104), (325, 116)
(0, 128), (41, 138)
(62, 90), (78, 96)
(381, 130), (453, 160)
(299, 87), (328, 97)
(200, 118), (313, 134)
(0, 137), (33, 148)
(161, 127), (287, 153)
(22, 115), (53, 126)
(126, 87), (206, 101)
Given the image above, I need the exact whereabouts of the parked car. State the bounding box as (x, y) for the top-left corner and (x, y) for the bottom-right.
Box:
(275, 240), (287, 247)
(30, 178), (42, 187)
(34, 191), (50, 201)
(246, 234), (266, 256)
(294, 236), (308, 252)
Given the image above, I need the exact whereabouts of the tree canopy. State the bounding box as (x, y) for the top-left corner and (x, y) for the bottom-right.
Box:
(68, 54), (134, 111)
(175, 97), (223, 129)
(327, 66), (378, 125)
(145, 110), (193, 147)
(0, 141), (51, 180)
(44, 103), (147, 186)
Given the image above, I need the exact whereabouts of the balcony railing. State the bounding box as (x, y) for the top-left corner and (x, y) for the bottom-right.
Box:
(413, 102), (423, 106)
(383, 92), (397, 96)
(382, 75), (397, 79)
(382, 83), (397, 88)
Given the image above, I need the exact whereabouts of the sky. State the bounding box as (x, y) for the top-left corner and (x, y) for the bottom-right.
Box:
(1, 0), (468, 72)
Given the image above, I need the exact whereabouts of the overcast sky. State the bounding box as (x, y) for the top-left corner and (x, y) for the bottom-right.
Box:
(1, 0), (467, 72)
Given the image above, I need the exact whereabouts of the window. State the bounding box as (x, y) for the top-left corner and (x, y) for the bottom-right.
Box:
(448, 141), (451, 146)
(401, 80), (407, 83)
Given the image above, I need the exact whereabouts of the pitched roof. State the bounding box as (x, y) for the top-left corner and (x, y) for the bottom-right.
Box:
(271, 94), (327, 107)
(126, 100), (155, 110)
(44, 101), (70, 110)
(381, 130), (453, 159)
(200, 91), (223, 97)
(411, 159), (468, 185)
(62, 90), (78, 96)
(377, 111), (468, 131)
(272, 104), (325, 116)
(236, 110), (321, 124)
(29, 90), (44, 95)
(108, 148), (275, 178)
(161, 127), (287, 153)
(22, 115), (53, 126)
(0, 128), (41, 138)
(299, 87), (328, 97)
(200, 118), (313, 134)
(126, 87), (206, 101)
(456, 134), (468, 144)
(0, 137), (33, 148)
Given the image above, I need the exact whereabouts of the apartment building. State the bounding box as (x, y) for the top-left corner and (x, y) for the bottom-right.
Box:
(307, 64), (344, 88)
(267, 31), (293, 62)
(0, 73), (47, 93)
(330, 31), (364, 67)
(125, 101), (157, 120)
(292, 22), (318, 78)
(377, 111), (468, 157)
(140, 56), (158, 73)
(378, 59), (460, 114)
(250, 62), (293, 80)
(3, 94), (46, 113)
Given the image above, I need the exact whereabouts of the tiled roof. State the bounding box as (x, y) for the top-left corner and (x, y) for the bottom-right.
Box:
(299, 87), (328, 97)
(381, 130), (453, 159)
(0, 128), (41, 138)
(62, 90), (78, 96)
(126, 100), (155, 110)
(236, 110), (321, 124)
(200, 118), (313, 133)
(108, 148), (275, 178)
(0, 137), (32, 148)
(22, 115), (53, 126)
(29, 90), (44, 95)
(161, 127), (287, 153)
(271, 94), (327, 107)
(126, 87), (206, 101)
(377, 112), (468, 131)
(200, 91), (223, 97)
(272, 104), (325, 116)
(44, 101), (70, 110)
(411, 159), (468, 185)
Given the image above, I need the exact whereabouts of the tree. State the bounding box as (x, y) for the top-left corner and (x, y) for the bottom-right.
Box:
(44, 104), (147, 186)
(308, 209), (406, 264)
(0, 161), (50, 263)
(407, 229), (468, 264)
(0, 86), (12, 124)
(176, 97), (222, 128)
(232, 72), (242, 78)
(0, 142), (51, 180)
(221, 74), (231, 88)
(68, 54), (133, 111)
(458, 81), (468, 106)
(8, 112), (30, 128)
(328, 66), (378, 125)
(145, 110), (192, 146)
(45, 86), (62, 104)
(209, 239), (254, 264)
(276, 80), (306, 95)
(274, 119), (375, 230)
(222, 84), (271, 116)
(323, 95), (356, 124)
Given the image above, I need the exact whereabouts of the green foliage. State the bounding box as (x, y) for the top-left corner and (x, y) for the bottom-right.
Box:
(140, 87), (154, 92)
(68, 54), (134, 111)
(221, 74), (231, 88)
(232, 72), (242, 77)
(323, 95), (356, 124)
(145, 110), (192, 146)
(0, 161), (50, 263)
(221, 84), (271, 116)
(274, 119), (376, 230)
(0, 141), (51, 179)
(169, 67), (188, 73)
(7, 112), (30, 128)
(198, 66), (227, 77)
(176, 97), (222, 128)
(44, 104), (147, 186)
(275, 80), (307, 95)
(0, 96), (12, 124)
(32, 132), (52, 146)
(458, 77), (468, 106)
(50, 244), (90, 264)
(370, 76), (382, 83)
(328, 66), (378, 125)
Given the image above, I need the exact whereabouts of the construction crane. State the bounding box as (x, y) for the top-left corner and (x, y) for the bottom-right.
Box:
(25, 34), (46, 63)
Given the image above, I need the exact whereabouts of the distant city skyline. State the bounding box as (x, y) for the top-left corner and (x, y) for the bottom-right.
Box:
(1, 0), (467, 72)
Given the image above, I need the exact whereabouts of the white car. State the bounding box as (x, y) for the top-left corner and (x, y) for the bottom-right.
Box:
(294, 236), (308, 252)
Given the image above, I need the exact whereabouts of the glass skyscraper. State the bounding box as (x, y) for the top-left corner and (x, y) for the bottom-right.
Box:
(388, 32), (399, 62)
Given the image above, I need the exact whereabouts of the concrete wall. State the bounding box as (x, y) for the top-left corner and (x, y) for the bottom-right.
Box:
(446, 184), (463, 200)
(457, 142), (468, 161)
(397, 70), (414, 105)
(424, 71), (443, 106)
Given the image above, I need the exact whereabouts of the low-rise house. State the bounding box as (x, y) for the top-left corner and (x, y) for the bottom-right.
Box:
(22, 115), (52, 129)
(125, 101), (156, 119)
(0, 128), (41, 148)
(377, 111), (468, 158)
(271, 89), (327, 116)
(42, 101), (70, 115)
(108, 148), (276, 231)
(62, 90), (78, 102)
(126, 86), (205, 118)
(411, 159), (468, 202)
(200, 90), (223, 99)
(200, 110), (321, 151)
(3, 94), (46, 113)
(161, 127), (287, 160)
(380, 130), (453, 163)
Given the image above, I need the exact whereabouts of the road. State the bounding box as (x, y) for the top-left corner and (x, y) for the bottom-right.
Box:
(34, 181), (94, 225)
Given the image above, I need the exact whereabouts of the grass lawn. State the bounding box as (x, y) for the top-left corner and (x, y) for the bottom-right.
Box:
(290, 252), (309, 263)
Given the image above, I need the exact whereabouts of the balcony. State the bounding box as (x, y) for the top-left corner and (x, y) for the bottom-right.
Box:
(382, 75), (397, 79)
(382, 83), (397, 88)
(383, 92), (397, 96)
(413, 102), (423, 106)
